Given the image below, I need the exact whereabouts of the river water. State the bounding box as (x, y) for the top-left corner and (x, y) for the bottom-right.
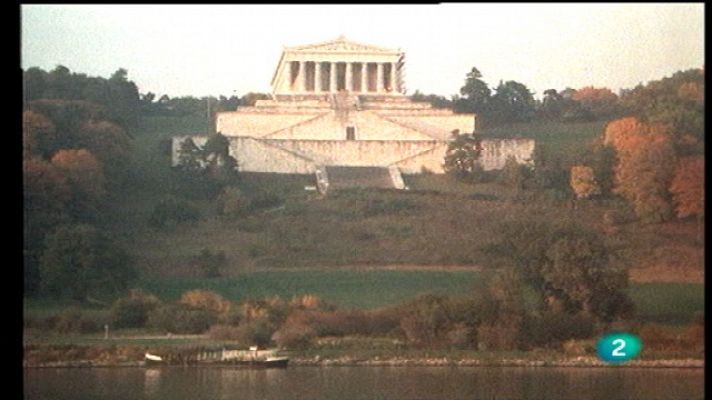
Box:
(24, 366), (703, 400)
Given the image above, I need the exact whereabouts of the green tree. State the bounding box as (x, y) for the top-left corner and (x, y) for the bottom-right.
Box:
(539, 89), (565, 119)
(50, 149), (107, 220)
(111, 289), (162, 328)
(443, 133), (483, 181)
(458, 67), (491, 115)
(490, 80), (537, 123)
(529, 145), (568, 192)
(485, 216), (634, 322)
(620, 68), (704, 155)
(39, 224), (137, 301)
(410, 90), (453, 109)
(497, 156), (531, 190)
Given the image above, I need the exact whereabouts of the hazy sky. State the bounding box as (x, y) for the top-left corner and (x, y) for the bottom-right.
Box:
(21, 4), (704, 99)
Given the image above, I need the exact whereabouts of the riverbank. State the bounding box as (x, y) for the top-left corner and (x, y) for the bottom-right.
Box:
(23, 347), (704, 369)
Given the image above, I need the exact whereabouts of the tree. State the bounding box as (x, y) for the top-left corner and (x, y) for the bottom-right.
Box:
(669, 156), (704, 219)
(111, 289), (161, 328)
(76, 120), (132, 182)
(571, 86), (620, 120)
(605, 118), (677, 223)
(529, 145), (568, 192)
(490, 80), (536, 123)
(584, 142), (617, 197)
(620, 68), (704, 155)
(39, 224), (136, 301)
(180, 289), (233, 320)
(23, 157), (71, 293)
(23, 110), (57, 158)
(443, 133), (483, 181)
(399, 294), (455, 348)
(498, 156), (531, 190)
(410, 90), (453, 109)
(458, 67), (491, 115)
(475, 268), (527, 351)
(570, 165), (600, 199)
(539, 89), (565, 119)
(485, 216), (634, 322)
(50, 149), (107, 219)
(23, 67), (48, 102)
(176, 138), (204, 172)
(239, 92), (270, 107)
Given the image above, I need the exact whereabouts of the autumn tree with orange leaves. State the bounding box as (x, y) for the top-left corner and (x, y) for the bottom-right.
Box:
(604, 117), (677, 223)
(570, 165), (600, 199)
(670, 156), (704, 219)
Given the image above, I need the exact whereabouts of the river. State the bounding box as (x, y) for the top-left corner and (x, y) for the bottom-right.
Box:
(24, 366), (703, 400)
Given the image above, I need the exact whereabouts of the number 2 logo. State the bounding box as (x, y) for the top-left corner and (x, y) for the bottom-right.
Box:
(597, 333), (642, 363)
(611, 339), (626, 357)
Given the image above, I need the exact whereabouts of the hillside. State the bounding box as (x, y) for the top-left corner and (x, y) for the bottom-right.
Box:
(95, 116), (702, 285)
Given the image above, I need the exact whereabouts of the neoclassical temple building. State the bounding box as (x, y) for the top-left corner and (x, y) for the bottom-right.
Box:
(173, 36), (534, 190)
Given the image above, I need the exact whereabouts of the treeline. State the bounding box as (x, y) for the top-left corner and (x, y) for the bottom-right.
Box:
(411, 67), (703, 128)
(23, 65), (270, 123)
(23, 97), (137, 298)
(22, 66), (271, 300)
(444, 67), (704, 225)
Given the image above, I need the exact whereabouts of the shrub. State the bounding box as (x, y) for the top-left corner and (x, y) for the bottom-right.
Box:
(110, 289), (161, 329)
(53, 308), (100, 334)
(147, 304), (215, 334)
(272, 316), (317, 349)
(233, 317), (275, 348)
(216, 186), (250, 218)
(189, 249), (227, 278)
(497, 156), (532, 189)
(398, 294), (453, 348)
(445, 322), (476, 349)
(179, 289), (233, 320)
(289, 294), (333, 311)
(148, 196), (200, 229)
(522, 312), (596, 349)
(476, 319), (521, 351)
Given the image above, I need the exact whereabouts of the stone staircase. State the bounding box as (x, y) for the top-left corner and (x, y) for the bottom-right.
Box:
(318, 165), (405, 194)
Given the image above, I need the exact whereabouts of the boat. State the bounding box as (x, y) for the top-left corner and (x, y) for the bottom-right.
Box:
(144, 352), (164, 366)
(262, 356), (289, 368)
(143, 349), (289, 368)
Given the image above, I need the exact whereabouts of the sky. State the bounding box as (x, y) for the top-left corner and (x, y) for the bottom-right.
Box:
(21, 4), (705, 100)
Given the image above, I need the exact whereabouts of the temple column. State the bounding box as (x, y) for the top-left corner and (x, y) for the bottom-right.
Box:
(345, 63), (353, 92)
(390, 62), (397, 93)
(361, 63), (367, 93)
(376, 63), (384, 93)
(288, 62), (295, 92)
(299, 61), (307, 92)
(330, 62), (337, 93)
(315, 62), (322, 92)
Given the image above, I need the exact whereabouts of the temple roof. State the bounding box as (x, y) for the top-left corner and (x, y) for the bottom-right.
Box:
(285, 35), (401, 54)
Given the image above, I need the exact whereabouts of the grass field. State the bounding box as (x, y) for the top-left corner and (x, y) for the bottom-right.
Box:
(479, 119), (607, 164)
(25, 269), (704, 326)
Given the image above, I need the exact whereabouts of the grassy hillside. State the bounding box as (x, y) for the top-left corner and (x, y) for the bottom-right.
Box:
(47, 115), (700, 330)
(98, 116), (702, 280)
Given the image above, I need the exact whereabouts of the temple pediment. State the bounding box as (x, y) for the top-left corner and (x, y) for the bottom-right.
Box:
(287, 35), (400, 54)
